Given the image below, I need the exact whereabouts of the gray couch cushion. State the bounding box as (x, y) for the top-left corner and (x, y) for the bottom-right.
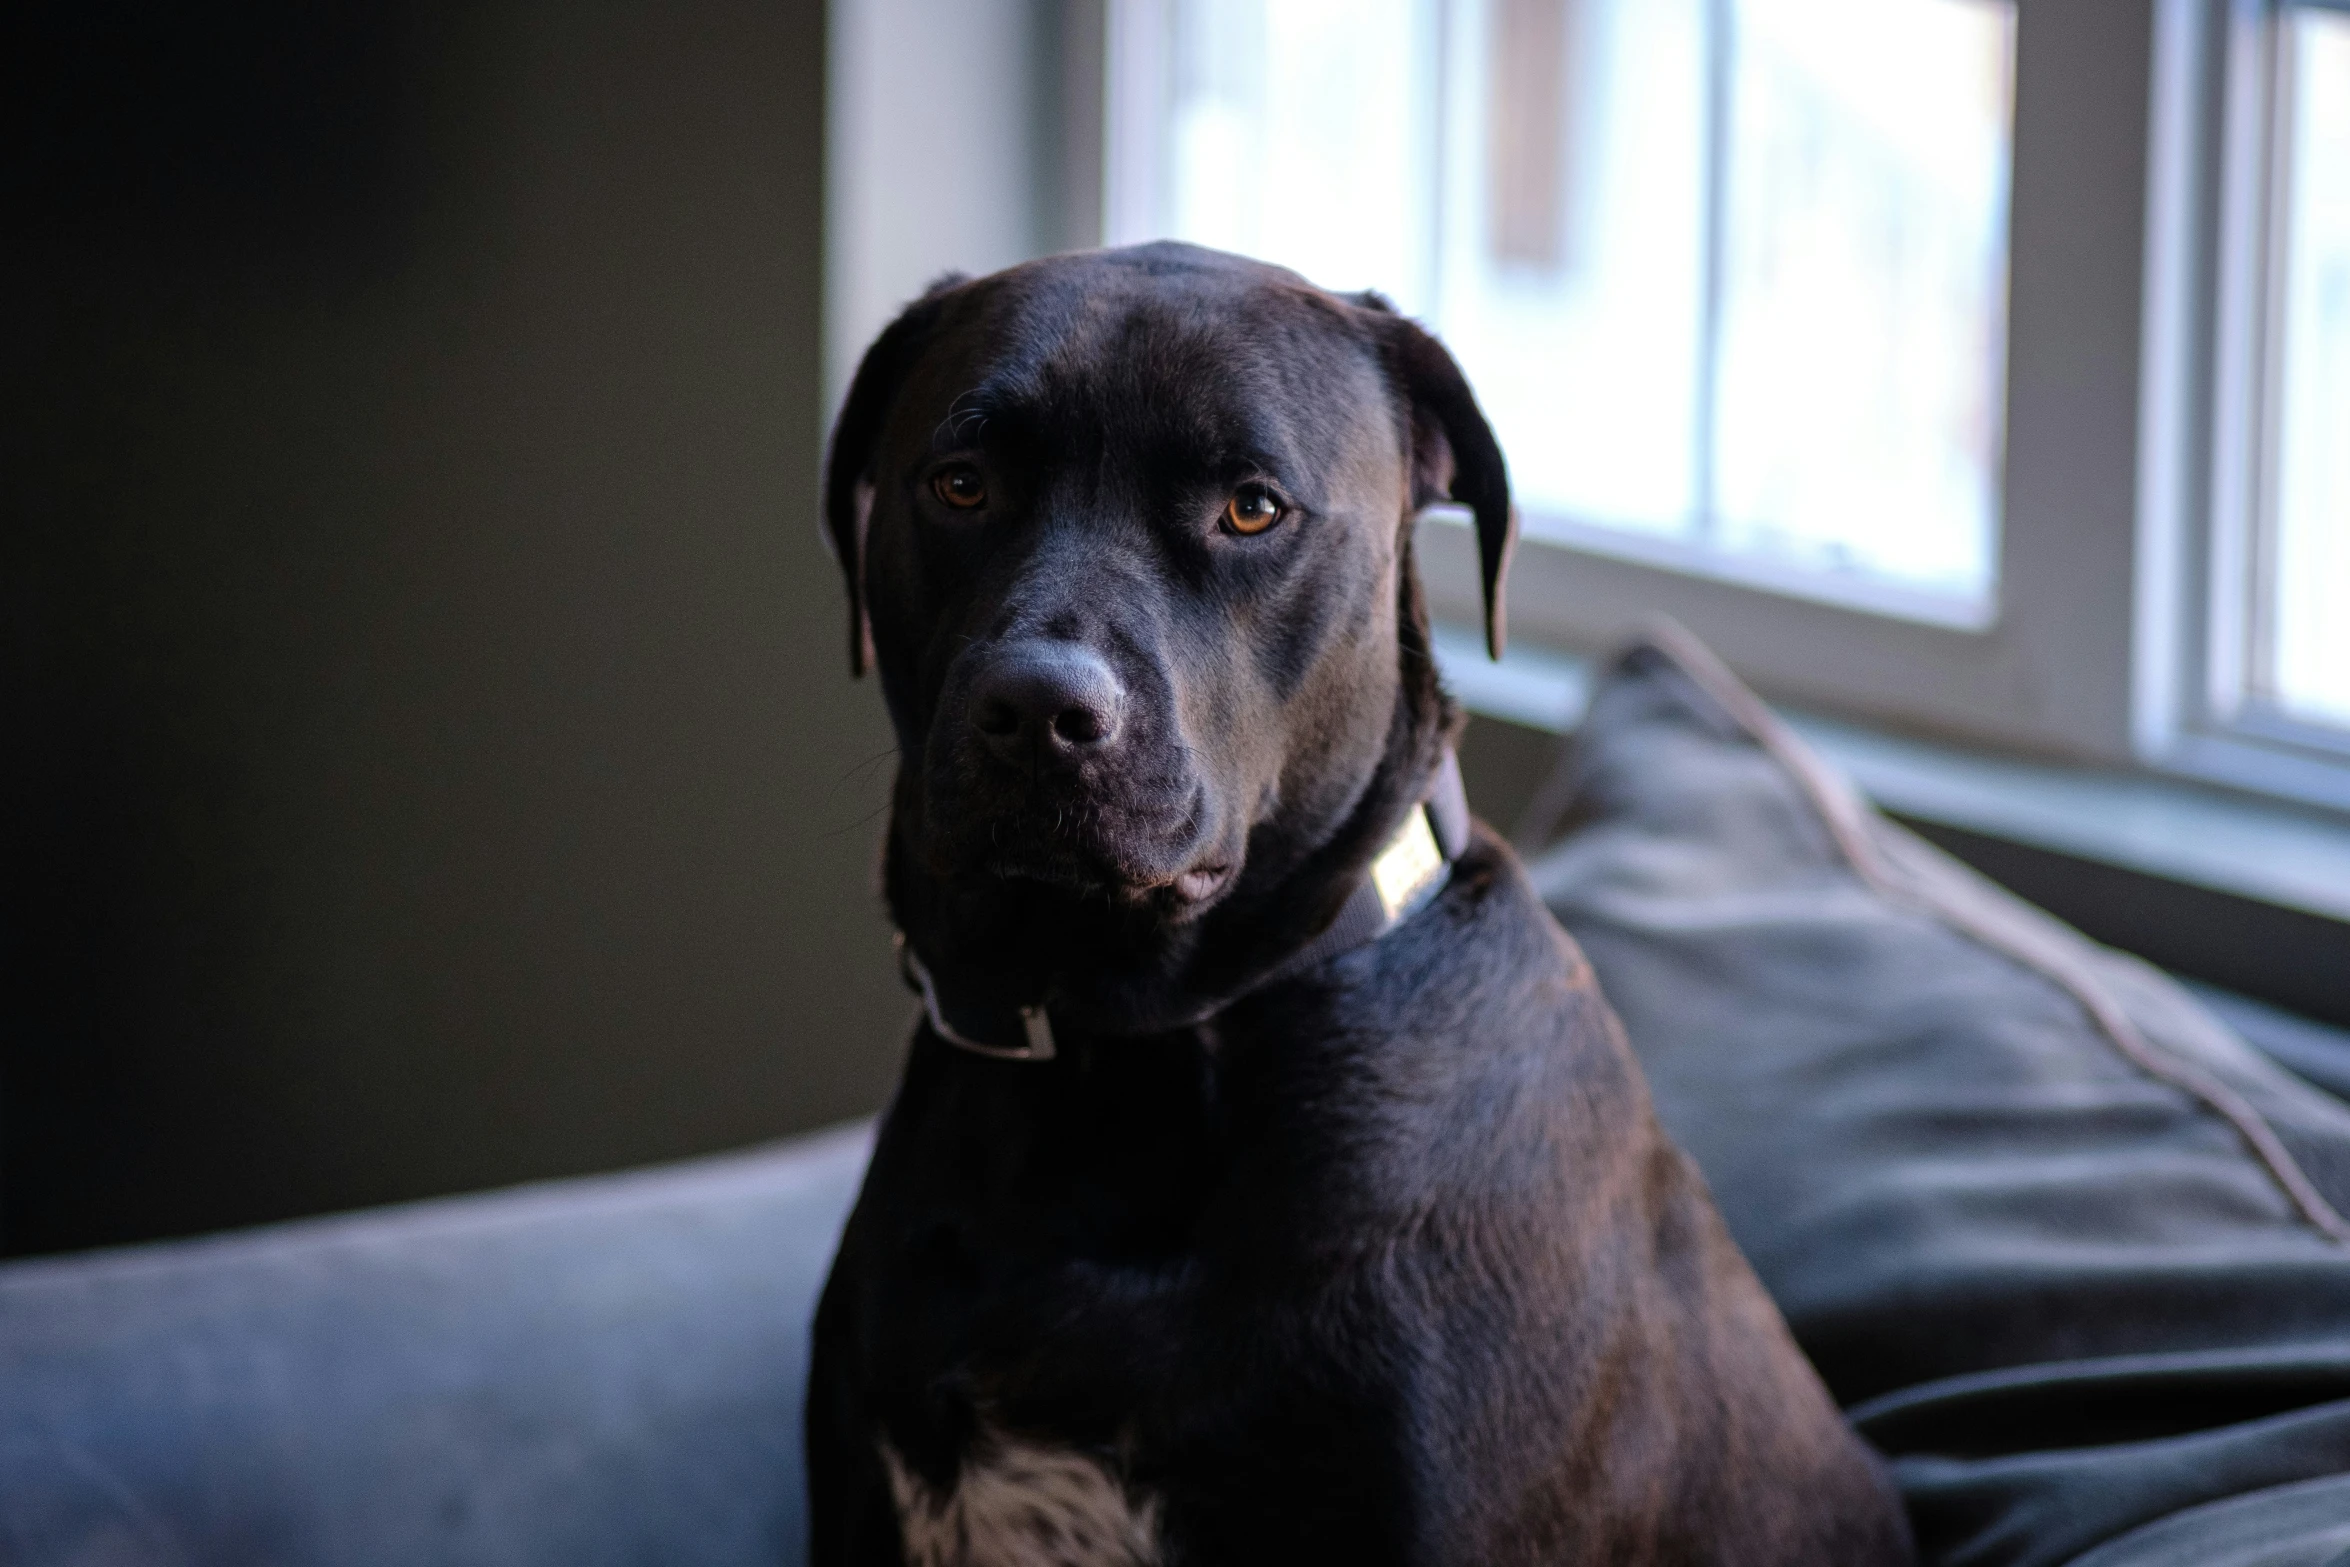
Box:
(1527, 625), (2350, 1567)
(0, 1123), (871, 1567)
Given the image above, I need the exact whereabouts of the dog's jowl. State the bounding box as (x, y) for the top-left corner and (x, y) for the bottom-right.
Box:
(807, 243), (1914, 1566)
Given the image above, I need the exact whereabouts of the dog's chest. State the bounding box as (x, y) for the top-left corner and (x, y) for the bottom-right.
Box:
(882, 1429), (1162, 1567)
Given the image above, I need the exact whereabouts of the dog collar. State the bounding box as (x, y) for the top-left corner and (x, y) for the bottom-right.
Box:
(897, 750), (1472, 1062)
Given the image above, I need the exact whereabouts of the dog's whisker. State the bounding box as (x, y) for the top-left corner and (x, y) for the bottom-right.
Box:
(820, 801), (894, 840)
(833, 746), (899, 786)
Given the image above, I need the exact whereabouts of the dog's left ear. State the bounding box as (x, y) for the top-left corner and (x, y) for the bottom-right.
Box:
(822, 274), (967, 677)
(1357, 295), (1518, 661)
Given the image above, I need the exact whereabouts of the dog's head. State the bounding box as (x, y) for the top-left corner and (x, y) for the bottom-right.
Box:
(825, 243), (1513, 1022)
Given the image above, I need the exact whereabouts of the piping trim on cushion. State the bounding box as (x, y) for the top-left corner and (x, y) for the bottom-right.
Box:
(1625, 615), (2350, 1247)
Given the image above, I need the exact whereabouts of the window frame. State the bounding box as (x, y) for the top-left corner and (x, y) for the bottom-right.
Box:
(2140, 0), (2350, 814)
(1097, 0), (2350, 811)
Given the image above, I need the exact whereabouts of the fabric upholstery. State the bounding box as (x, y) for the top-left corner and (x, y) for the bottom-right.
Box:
(1526, 628), (2350, 1567)
(2193, 984), (2350, 1109)
(0, 1124), (871, 1567)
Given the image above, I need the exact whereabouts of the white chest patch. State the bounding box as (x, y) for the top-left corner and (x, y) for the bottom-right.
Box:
(880, 1429), (1162, 1567)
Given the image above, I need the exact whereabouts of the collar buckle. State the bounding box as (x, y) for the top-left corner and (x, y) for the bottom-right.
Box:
(896, 936), (1057, 1061)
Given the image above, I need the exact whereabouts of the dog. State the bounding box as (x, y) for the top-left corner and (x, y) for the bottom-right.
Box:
(806, 242), (1914, 1566)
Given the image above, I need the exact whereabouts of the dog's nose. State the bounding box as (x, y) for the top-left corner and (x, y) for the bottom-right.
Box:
(967, 642), (1125, 765)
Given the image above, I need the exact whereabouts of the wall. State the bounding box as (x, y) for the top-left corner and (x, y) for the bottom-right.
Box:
(825, 0), (1101, 405)
(2, 1), (919, 1255)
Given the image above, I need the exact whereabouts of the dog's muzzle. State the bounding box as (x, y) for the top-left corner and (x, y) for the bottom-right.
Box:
(898, 750), (1471, 1061)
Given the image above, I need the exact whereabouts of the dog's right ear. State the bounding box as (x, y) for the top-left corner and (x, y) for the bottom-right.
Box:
(822, 274), (966, 677)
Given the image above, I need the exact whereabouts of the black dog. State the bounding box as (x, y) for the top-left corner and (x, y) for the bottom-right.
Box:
(808, 243), (1912, 1566)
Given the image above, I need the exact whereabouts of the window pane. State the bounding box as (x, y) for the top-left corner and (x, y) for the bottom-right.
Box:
(1711, 0), (2014, 602)
(1162, 0), (1440, 308)
(2266, 7), (2350, 729)
(1433, 0), (1709, 534)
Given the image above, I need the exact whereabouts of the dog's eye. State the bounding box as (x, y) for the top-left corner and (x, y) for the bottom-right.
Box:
(1224, 484), (1284, 536)
(931, 466), (987, 510)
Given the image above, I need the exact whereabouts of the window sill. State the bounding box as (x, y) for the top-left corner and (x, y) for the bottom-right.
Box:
(1433, 620), (2350, 1029)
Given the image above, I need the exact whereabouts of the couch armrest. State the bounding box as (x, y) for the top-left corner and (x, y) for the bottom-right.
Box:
(0, 1121), (872, 1567)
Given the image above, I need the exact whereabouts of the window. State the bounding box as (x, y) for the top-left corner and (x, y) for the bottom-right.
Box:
(2146, 0), (2350, 811)
(1112, 0), (2014, 624)
(1105, 0), (2350, 812)
(2264, 8), (2350, 733)
(1705, 1), (2010, 611)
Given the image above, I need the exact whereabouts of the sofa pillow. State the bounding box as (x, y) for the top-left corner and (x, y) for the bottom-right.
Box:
(1525, 624), (2350, 1567)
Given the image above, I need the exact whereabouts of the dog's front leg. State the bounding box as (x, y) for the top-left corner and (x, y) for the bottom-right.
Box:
(806, 1277), (905, 1566)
